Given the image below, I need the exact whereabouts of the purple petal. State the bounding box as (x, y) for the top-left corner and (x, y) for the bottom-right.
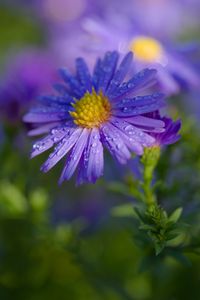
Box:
(53, 83), (71, 95)
(126, 116), (165, 129)
(59, 68), (85, 98)
(111, 117), (155, 149)
(31, 122), (75, 158)
(151, 116), (181, 146)
(59, 128), (90, 183)
(77, 128), (104, 184)
(100, 122), (131, 164)
(112, 93), (165, 117)
(92, 58), (102, 90)
(109, 69), (157, 101)
(106, 52), (133, 96)
(96, 51), (119, 93)
(76, 57), (92, 92)
(40, 127), (82, 173)
(23, 111), (69, 123)
(38, 95), (73, 105)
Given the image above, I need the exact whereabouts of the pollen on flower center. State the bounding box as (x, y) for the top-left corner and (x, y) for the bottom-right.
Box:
(130, 36), (163, 62)
(69, 89), (111, 128)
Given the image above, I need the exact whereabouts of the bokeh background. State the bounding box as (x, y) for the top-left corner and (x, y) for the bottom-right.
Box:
(1, 1), (200, 299)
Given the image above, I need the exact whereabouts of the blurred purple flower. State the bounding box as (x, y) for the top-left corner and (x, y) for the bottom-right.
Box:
(127, 0), (200, 39)
(38, 0), (200, 38)
(59, 17), (200, 95)
(23, 51), (170, 185)
(0, 50), (57, 122)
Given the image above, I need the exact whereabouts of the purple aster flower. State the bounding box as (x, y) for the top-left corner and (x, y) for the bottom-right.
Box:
(53, 17), (200, 95)
(149, 113), (181, 146)
(24, 51), (170, 185)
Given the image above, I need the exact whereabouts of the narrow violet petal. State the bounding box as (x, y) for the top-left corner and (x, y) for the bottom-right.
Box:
(76, 57), (92, 92)
(106, 52), (133, 96)
(173, 120), (182, 133)
(38, 95), (73, 105)
(100, 122), (131, 164)
(40, 128), (82, 173)
(109, 69), (157, 101)
(152, 118), (181, 145)
(53, 83), (70, 95)
(97, 51), (119, 93)
(59, 68), (85, 98)
(110, 117), (155, 148)
(76, 157), (86, 185)
(112, 93), (165, 109)
(115, 129), (143, 155)
(141, 127), (166, 133)
(34, 102), (71, 112)
(112, 93), (165, 117)
(92, 58), (102, 91)
(162, 135), (180, 145)
(31, 123), (75, 158)
(78, 128), (104, 184)
(125, 116), (165, 129)
(59, 128), (89, 183)
(23, 111), (69, 123)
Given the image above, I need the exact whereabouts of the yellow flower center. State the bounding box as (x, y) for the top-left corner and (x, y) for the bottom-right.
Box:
(70, 89), (111, 128)
(130, 36), (163, 62)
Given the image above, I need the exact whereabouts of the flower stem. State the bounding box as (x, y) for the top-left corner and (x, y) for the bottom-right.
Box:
(140, 146), (160, 206)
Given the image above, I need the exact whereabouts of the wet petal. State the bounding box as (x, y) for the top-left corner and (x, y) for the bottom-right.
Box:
(77, 128), (104, 184)
(59, 68), (85, 98)
(112, 93), (165, 117)
(106, 52), (133, 96)
(101, 122), (131, 164)
(40, 128), (82, 173)
(126, 116), (165, 129)
(31, 122), (75, 158)
(96, 51), (119, 93)
(111, 117), (155, 148)
(110, 69), (157, 101)
(76, 57), (92, 92)
(59, 128), (90, 183)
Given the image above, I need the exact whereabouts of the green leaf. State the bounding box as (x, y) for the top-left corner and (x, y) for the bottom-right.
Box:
(111, 203), (135, 217)
(134, 207), (146, 222)
(0, 181), (27, 216)
(155, 242), (165, 256)
(168, 207), (183, 223)
(30, 188), (48, 212)
(139, 224), (155, 231)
